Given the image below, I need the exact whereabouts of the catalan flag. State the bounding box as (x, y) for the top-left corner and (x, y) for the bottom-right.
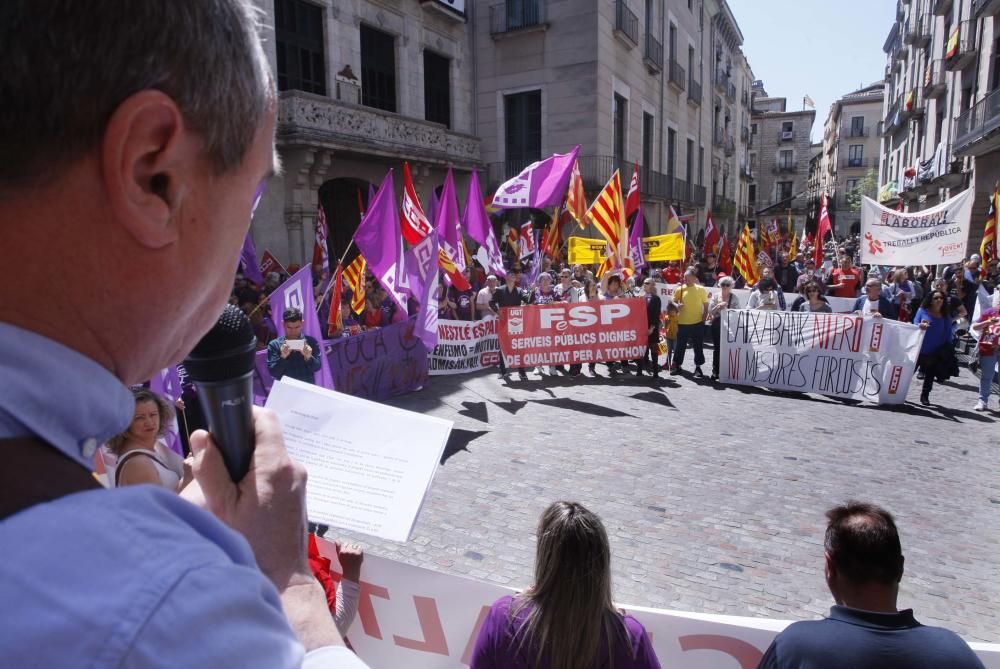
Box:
(788, 226), (799, 262)
(586, 170), (629, 270)
(566, 158), (588, 226)
(343, 255), (367, 314)
(734, 223), (759, 285)
(327, 262), (343, 337)
(982, 185), (998, 278)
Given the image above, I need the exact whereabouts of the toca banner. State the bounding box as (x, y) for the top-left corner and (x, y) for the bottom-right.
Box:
(860, 190), (973, 265)
(429, 318), (501, 375)
(311, 539), (1000, 669)
(497, 300), (647, 367)
(720, 309), (924, 404)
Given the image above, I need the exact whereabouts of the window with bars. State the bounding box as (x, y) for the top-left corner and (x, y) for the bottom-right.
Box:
(361, 24), (397, 112)
(274, 0), (326, 95)
(505, 90), (542, 164)
(424, 50), (451, 128)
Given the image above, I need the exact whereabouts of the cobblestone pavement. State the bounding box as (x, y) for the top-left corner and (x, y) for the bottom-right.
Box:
(339, 357), (1000, 643)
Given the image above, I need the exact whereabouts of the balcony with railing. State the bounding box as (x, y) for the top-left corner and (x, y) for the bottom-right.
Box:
(740, 160), (753, 179)
(881, 97), (902, 135)
(644, 33), (663, 72)
(845, 125), (870, 138)
(489, 0), (548, 35)
(668, 59), (685, 90)
(724, 136), (736, 156)
(934, 0), (954, 15)
(955, 87), (1000, 156)
(974, 0), (1000, 17)
(903, 17), (930, 48)
(905, 87), (925, 119)
(741, 126), (750, 142)
(840, 157), (872, 170)
(713, 194), (737, 216)
(726, 81), (737, 102)
(714, 68), (728, 93)
(945, 21), (976, 71)
(924, 59), (946, 99)
(771, 163), (797, 175)
(613, 0), (639, 46)
(688, 77), (702, 105)
(713, 126), (726, 147)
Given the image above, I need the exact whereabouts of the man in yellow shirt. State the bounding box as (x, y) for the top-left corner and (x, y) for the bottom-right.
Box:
(670, 268), (710, 377)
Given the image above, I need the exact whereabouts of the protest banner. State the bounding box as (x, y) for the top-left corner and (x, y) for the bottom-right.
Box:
(643, 232), (686, 262)
(567, 236), (608, 265)
(860, 190), (973, 265)
(315, 542), (1000, 669)
(655, 284), (857, 314)
(720, 309), (923, 404)
(497, 300), (647, 367)
(429, 318), (501, 375)
(259, 249), (287, 276)
(254, 316), (429, 403)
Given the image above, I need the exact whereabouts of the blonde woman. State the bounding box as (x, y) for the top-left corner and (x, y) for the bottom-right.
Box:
(471, 501), (661, 669)
(105, 389), (190, 491)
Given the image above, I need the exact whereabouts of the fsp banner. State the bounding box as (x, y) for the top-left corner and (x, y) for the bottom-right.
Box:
(720, 309), (924, 404)
(860, 190), (973, 265)
(497, 300), (647, 367)
(428, 318), (501, 375)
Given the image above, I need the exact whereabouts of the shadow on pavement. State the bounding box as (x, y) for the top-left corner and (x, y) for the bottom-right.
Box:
(529, 397), (637, 418)
(441, 428), (489, 465)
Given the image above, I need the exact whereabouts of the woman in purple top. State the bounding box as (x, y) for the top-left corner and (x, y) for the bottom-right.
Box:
(471, 501), (661, 669)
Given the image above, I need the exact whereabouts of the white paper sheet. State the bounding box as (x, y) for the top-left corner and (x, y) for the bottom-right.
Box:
(265, 378), (452, 542)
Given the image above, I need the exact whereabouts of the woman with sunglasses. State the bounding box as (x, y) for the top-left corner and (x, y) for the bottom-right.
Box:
(914, 290), (957, 406)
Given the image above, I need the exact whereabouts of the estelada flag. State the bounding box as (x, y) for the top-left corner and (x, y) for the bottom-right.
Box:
(343, 255), (367, 314)
(624, 162), (641, 220)
(400, 162), (433, 245)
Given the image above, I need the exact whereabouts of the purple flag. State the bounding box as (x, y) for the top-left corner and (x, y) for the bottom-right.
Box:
(354, 170), (410, 311)
(491, 145), (581, 210)
(435, 168), (465, 272)
(239, 233), (265, 286)
(629, 207), (646, 271)
(404, 232), (441, 351)
(463, 171), (506, 278)
(427, 188), (440, 232)
(268, 266), (334, 390)
(148, 366), (184, 455)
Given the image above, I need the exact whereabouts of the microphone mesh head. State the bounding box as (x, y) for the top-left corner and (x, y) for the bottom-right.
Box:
(184, 304), (258, 383)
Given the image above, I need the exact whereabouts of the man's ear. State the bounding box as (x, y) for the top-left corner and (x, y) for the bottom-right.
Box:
(101, 90), (197, 249)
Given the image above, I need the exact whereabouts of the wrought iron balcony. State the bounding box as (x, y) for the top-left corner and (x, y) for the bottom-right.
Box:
(845, 125), (870, 138)
(726, 81), (737, 102)
(945, 21), (976, 71)
(771, 163), (797, 174)
(668, 59), (686, 90)
(614, 0), (638, 46)
(644, 33), (663, 72)
(934, 0), (954, 15)
(713, 126), (726, 147)
(715, 68), (728, 92)
(974, 0), (1000, 17)
(687, 78), (702, 105)
(840, 157), (872, 169)
(725, 136), (736, 156)
(489, 0), (547, 35)
(955, 87), (1000, 156)
(924, 59), (946, 99)
(903, 18), (930, 48)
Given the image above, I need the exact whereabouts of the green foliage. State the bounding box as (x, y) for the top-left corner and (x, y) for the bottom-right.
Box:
(845, 169), (879, 211)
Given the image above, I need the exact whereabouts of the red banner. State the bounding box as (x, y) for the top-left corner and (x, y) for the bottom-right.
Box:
(497, 300), (647, 367)
(259, 249), (287, 277)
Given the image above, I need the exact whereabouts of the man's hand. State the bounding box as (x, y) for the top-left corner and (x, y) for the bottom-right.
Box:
(280, 342), (291, 359)
(919, 321), (930, 330)
(302, 343), (312, 361)
(336, 542), (364, 583)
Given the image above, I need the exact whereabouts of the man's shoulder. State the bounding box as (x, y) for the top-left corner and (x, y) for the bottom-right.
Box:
(267, 336), (285, 348)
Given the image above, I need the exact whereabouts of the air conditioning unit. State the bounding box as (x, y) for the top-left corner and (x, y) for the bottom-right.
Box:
(781, 131), (794, 140)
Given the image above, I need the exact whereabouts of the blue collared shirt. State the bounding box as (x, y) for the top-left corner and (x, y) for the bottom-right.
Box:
(0, 323), (364, 668)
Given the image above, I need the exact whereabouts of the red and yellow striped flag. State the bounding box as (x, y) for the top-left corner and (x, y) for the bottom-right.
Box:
(586, 170), (628, 266)
(566, 159), (588, 226)
(343, 255), (367, 314)
(982, 186), (998, 277)
(734, 223), (760, 285)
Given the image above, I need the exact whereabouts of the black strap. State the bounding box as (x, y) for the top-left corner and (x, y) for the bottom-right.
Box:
(0, 438), (100, 521)
(113, 449), (169, 487)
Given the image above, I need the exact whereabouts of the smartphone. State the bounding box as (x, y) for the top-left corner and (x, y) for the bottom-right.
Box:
(286, 338), (305, 351)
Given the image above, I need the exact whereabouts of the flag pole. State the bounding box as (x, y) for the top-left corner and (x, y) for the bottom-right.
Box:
(316, 237), (359, 312)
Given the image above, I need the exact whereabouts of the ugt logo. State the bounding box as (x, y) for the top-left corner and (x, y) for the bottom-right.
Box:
(507, 308), (524, 335)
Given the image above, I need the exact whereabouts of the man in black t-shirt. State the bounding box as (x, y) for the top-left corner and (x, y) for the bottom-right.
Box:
(490, 270), (527, 379)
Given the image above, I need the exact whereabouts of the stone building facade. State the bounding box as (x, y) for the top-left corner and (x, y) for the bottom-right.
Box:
(749, 82), (816, 238)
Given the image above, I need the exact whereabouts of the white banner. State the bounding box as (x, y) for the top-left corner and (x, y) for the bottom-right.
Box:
(428, 319), (501, 375)
(720, 310), (924, 404)
(860, 190), (973, 265)
(314, 540), (1000, 668)
(655, 284), (857, 314)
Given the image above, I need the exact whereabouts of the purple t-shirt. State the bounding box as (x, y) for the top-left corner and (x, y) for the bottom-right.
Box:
(470, 595), (661, 669)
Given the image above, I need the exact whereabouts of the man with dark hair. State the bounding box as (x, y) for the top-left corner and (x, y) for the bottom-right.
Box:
(267, 307), (322, 384)
(491, 268), (528, 380)
(757, 502), (984, 668)
(0, 2), (367, 667)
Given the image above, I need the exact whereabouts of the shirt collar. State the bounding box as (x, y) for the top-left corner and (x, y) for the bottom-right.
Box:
(0, 322), (135, 468)
(827, 605), (918, 630)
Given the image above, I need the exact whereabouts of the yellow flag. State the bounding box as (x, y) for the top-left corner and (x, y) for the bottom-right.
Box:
(644, 233), (686, 262)
(567, 236), (609, 265)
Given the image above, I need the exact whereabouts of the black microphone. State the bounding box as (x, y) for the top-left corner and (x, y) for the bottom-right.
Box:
(183, 304), (258, 482)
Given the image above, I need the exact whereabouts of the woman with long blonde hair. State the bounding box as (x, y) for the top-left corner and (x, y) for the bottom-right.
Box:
(471, 501), (661, 669)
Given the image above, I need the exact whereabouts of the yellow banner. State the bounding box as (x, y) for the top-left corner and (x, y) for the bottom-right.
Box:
(644, 233), (685, 262)
(567, 236), (609, 265)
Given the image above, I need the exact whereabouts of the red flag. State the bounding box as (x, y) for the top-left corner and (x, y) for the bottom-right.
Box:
(312, 205), (329, 275)
(624, 162), (641, 220)
(357, 188), (366, 218)
(718, 232), (733, 275)
(703, 211), (720, 257)
(814, 193), (833, 267)
(327, 262), (343, 337)
(400, 162), (433, 245)
(518, 221), (536, 259)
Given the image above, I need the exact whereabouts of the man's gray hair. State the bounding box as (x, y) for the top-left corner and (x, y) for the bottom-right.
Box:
(0, 0), (274, 190)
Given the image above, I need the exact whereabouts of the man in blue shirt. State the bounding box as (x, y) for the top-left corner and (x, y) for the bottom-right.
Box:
(757, 502), (984, 669)
(0, 2), (367, 667)
(268, 308), (323, 384)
